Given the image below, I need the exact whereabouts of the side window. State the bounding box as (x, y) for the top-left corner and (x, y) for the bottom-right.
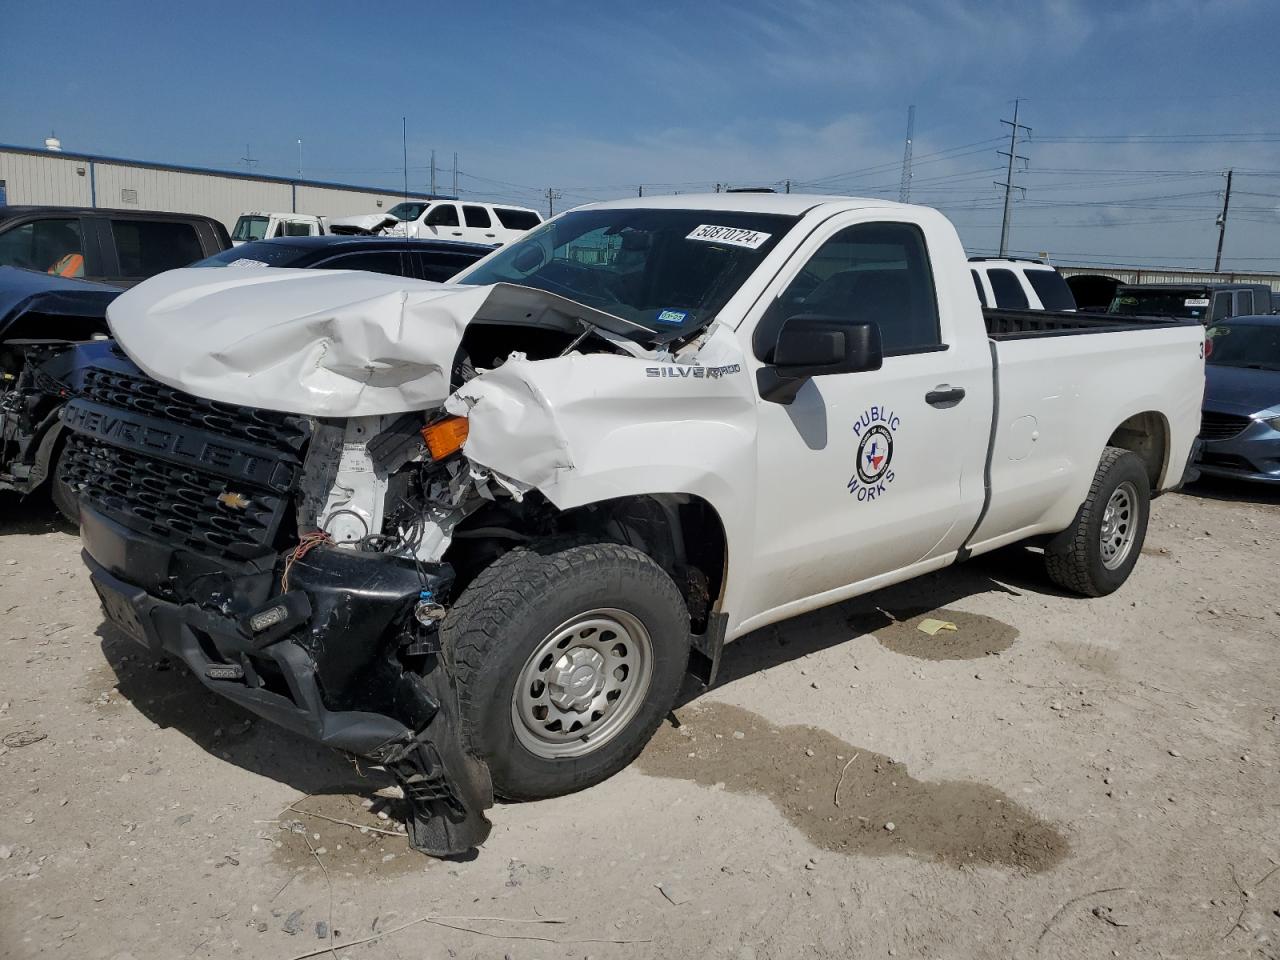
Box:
(413, 252), (480, 282)
(1024, 269), (1076, 311)
(1211, 292), (1232, 320)
(271, 220), (286, 238)
(110, 220), (204, 277)
(425, 204), (460, 227)
(970, 269), (987, 307)
(988, 269), (1029, 309)
(0, 218), (84, 274)
(283, 221), (313, 237)
(462, 205), (492, 229)
(1235, 290), (1254, 315)
(493, 208), (542, 230)
(769, 221), (941, 356)
(318, 251), (406, 276)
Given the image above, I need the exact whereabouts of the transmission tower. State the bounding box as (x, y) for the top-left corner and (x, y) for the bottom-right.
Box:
(898, 105), (915, 203)
(995, 98), (1031, 258)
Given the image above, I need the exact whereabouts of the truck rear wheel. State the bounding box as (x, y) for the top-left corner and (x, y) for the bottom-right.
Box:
(443, 542), (691, 801)
(1045, 446), (1150, 597)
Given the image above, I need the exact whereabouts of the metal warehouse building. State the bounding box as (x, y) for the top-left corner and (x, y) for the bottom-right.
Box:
(0, 144), (445, 232)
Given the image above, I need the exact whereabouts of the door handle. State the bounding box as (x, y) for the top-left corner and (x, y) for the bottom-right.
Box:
(925, 385), (966, 407)
(451, 231), (463, 236)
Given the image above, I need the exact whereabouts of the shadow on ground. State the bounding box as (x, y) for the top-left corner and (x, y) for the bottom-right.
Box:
(0, 490), (73, 538)
(684, 545), (1054, 705)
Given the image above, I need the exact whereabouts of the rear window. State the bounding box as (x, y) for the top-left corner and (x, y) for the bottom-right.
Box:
(462, 205), (492, 229)
(987, 269), (1029, 309)
(494, 208), (541, 231)
(1024, 269), (1076, 311)
(1110, 288), (1211, 321)
(111, 220), (204, 277)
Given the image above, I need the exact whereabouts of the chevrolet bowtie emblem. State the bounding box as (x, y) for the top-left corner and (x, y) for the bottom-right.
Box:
(217, 491), (251, 510)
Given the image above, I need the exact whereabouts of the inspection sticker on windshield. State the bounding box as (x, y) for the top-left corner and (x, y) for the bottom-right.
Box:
(1184, 298), (1210, 307)
(686, 224), (772, 249)
(656, 309), (689, 325)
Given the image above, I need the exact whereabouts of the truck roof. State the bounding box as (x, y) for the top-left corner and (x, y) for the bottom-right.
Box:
(572, 192), (911, 216)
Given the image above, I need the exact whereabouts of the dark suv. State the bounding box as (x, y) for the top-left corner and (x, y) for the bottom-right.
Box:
(0, 206), (230, 286)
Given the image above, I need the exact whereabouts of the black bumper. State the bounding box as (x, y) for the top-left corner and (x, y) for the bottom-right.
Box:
(81, 506), (492, 856)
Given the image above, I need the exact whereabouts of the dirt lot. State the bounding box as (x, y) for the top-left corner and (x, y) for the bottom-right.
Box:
(1, 480), (1277, 960)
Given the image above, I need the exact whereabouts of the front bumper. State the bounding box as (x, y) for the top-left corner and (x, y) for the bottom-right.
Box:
(1195, 424), (1280, 485)
(80, 506), (492, 856)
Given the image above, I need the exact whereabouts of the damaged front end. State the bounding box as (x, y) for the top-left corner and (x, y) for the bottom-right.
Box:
(64, 344), (497, 855)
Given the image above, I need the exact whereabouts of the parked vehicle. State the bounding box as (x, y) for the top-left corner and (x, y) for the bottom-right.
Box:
(231, 212), (326, 245)
(0, 206), (230, 286)
(328, 200), (542, 246)
(0, 267), (121, 519)
(1064, 273), (1122, 312)
(63, 194), (1203, 855)
(969, 257), (1077, 311)
(1109, 282), (1273, 324)
(1196, 315), (1280, 484)
(195, 236), (493, 281)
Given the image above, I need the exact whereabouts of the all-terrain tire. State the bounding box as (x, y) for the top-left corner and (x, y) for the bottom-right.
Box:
(49, 443), (80, 526)
(1045, 446), (1150, 597)
(442, 542), (691, 801)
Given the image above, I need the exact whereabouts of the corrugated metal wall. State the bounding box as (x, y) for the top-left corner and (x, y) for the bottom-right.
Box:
(0, 147), (434, 231)
(1058, 265), (1280, 292)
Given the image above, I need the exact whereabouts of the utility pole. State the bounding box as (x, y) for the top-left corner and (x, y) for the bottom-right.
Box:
(784, 179), (791, 194)
(430, 149), (437, 196)
(995, 98), (1031, 258)
(401, 117), (408, 201)
(546, 188), (562, 217)
(1214, 168), (1233, 272)
(452, 152), (458, 198)
(296, 139), (303, 179)
(898, 105), (915, 203)
(241, 144), (256, 173)
(638, 185), (644, 197)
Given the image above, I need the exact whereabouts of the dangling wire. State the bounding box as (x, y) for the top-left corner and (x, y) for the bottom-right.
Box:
(282, 530), (332, 592)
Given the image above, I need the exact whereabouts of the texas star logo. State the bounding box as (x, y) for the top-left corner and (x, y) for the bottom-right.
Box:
(847, 405), (900, 501)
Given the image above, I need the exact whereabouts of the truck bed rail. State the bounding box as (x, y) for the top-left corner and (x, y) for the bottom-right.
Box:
(984, 308), (1197, 340)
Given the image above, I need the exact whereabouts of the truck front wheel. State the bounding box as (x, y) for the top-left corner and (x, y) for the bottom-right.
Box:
(1045, 445), (1150, 597)
(443, 542), (691, 801)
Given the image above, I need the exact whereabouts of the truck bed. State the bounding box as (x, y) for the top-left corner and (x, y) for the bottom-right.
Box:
(984, 307), (1196, 340)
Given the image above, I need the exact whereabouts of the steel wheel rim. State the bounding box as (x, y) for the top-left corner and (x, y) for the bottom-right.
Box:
(1100, 481), (1138, 570)
(511, 608), (655, 760)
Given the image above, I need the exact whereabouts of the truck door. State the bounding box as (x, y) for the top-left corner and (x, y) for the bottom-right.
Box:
(423, 203), (464, 240)
(741, 215), (992, 621)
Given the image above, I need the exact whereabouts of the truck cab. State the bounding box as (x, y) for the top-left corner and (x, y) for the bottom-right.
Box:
(231, 211), (326, 245)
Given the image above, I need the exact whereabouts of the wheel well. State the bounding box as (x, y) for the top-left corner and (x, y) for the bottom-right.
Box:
(444, 492), (729, 634)
(1107, 411), (1168, 490)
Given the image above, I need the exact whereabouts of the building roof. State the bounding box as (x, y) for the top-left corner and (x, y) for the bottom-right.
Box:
(0, 143), (451, 201)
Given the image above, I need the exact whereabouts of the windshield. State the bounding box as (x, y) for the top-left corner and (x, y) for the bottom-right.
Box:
(193, 241), (311, 268)
(1109, 288), (1209, 321)
(387, 202), (429, 222)
(232, 215), (269, 242)
(455, 208), (796, 341)
(1206, 322), (1280, 371)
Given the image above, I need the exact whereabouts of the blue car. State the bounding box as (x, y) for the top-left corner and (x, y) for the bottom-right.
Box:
(1197, 315), (1280, 484)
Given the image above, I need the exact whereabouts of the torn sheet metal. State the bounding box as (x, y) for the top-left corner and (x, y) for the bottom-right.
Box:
(324, 213), (399, 235)
(106, 270), (641, 417)
(447, 323), (757, 507)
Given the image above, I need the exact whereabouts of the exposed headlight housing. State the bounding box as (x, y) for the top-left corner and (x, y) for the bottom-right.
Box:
(1263, 415), (1280, 431)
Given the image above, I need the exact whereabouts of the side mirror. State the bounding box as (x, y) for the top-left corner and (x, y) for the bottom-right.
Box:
(757, 314), (882, 405)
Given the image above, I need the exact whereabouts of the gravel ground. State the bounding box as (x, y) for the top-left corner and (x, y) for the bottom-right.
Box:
(0, 479), (1277, 960)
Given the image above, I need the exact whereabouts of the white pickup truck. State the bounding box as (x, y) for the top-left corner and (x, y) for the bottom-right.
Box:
(63, 193), (1203, 855)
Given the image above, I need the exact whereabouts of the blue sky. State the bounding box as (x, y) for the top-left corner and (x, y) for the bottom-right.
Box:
(2, 0), (1278, 268)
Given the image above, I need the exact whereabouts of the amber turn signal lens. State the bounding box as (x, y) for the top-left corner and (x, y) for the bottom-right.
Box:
(421, 416), (469, 459)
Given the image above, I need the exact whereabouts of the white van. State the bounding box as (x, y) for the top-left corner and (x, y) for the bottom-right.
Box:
(380, 200), (542, 246)
(231, 212), (326, 246)
(969, 257), (1077, 311)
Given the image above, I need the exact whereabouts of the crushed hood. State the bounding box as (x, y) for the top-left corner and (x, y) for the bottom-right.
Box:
(106, 268), (649, 416)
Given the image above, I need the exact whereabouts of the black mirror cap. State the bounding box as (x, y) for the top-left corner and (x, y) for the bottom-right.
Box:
(757, 315), (883, 404)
